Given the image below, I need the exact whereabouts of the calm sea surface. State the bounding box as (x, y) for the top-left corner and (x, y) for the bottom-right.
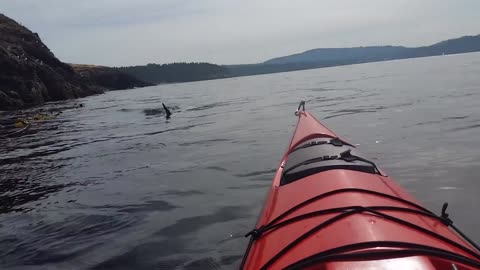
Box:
(1, 53), (480, 269)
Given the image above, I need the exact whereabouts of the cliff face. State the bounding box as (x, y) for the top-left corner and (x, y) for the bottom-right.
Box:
(0, 14), (104, 110)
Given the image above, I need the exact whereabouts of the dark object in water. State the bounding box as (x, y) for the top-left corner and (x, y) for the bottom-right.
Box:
(0, 121), (30, 138)
(162, 103), (172, 119)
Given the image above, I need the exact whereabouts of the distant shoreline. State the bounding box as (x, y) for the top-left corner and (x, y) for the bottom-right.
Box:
(224, 34), (480, 77)
(115, 34), (480, 85)
(122, 50), (480, 86)
(2, 9), (479, 111)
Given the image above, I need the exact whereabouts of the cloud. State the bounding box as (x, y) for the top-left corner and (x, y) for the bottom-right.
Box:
(1, 0), (479, 66)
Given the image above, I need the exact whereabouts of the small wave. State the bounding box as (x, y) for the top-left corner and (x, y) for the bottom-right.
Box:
(90, 239), (190, 270)
(438, 92), (478, 99)
(118, 140), (166, 152)
(155, 206), (249, 237)
(184, 257), (222, 270)
(443, 116), (469, 120)
(143, 105), (180, 116)
(303, 87), (336, 92)
(186, 102), (231, 112)
(204, 166), (229, 172)
(0, 177), (76, 213)
(185, 112), (217, 119)
(92, 200), (178, 213)
(235, 169), (276, 178)
(89, 104), (119, 111)
(220, 255), (243, 267)
(228, 183), (268, 190)
(162, 190), (204, 197)
(117, 108), (136, 112)
(179, 138), (231, 147)
(324, 107), (384, 119)
(312, 94), (356, 103)
(135, 97), (164, 103)
(143, 122), (214, 136)
(389, 101), (415, 108)
(1, 214), (138, 266)
(0, 137), (118, 165)
(448, 124), (480, 132)
(436, 186), (463, 191)
(156, 257), (192, 270)
(34, 214), (136, 237)
(343, 74), (390, 83)
(415, 120), (444, 126)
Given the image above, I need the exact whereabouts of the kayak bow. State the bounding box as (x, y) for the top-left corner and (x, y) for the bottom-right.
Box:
(241, 101), (480, 270)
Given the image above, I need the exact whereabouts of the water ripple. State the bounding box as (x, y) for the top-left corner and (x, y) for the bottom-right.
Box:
(91, 200), (179, 213)
(186, 102), (231, 112)
(1, 53), (480, 269)
(90, 239), (190, 270)
(155, 206), (249, 237)
(234, 169), (276, 178)
(0, 214), (138, 267)
(324, 107), (384, 119)
(178, 138), (231, 147)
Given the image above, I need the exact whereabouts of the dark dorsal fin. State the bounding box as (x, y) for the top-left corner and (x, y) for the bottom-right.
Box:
(162, 103), (172, 118)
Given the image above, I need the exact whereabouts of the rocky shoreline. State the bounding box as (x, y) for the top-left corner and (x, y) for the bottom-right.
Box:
(0, 14), (150, 111)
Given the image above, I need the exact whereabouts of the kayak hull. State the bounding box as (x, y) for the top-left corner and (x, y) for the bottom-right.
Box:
(241, 111), (479, 270)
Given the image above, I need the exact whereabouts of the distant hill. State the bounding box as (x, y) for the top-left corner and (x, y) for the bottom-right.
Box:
(3, 9), (479, 106)
(116, 63), (230, 84)
(227, 35), (480, 76)
(265, 35), (480, 65)
(264, 46), (408, 65)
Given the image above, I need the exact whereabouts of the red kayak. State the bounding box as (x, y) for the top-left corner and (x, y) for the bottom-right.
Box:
(241, 101), (480, 270)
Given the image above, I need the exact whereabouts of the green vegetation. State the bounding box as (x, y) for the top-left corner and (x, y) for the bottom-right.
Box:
(114, 34), (480, 83)
(72, 64), (153, 91)
(116, 63), (230, 84)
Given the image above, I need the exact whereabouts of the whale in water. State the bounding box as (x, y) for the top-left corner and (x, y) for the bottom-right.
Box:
(162, 103), (172, 119)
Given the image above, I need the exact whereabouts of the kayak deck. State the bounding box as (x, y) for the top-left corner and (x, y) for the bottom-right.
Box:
(241, 105), (480, 269)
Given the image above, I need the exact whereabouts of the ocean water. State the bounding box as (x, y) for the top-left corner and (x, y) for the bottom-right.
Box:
(1, 52), (480, 269)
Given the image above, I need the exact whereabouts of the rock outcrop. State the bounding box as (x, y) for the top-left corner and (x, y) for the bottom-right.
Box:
(0, 14), (104, 110)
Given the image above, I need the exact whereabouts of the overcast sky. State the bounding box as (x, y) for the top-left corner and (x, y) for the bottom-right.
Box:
(1, 0), (479, 66)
